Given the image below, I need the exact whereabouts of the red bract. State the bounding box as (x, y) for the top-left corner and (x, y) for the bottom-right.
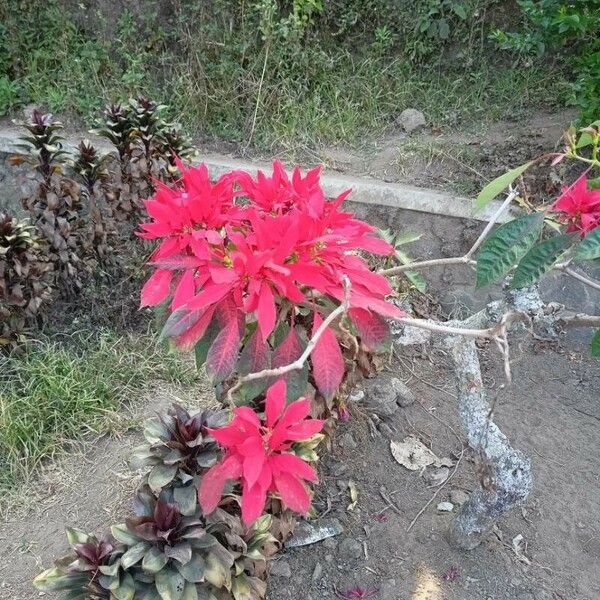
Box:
(551, 175), (600, 236)
(198, 379), (324, 525)
(139, 161), (406, 397)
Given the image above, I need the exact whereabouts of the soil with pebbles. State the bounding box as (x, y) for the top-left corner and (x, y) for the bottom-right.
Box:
(1, 339), (599, 600)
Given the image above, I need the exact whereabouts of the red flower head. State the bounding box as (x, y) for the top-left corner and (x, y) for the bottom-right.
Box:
(198, 379), (324, 525)
(551, 175), (600, 237)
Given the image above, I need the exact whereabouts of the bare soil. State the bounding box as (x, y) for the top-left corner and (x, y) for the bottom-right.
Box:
(2, 339), (598, 600)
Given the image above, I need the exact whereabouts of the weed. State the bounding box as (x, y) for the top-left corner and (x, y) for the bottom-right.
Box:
(0, 331), (196, 491)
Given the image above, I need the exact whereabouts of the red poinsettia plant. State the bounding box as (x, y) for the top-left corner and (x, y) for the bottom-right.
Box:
(139, 160), (404, 404)
(199, 379), (324, 525)
(550, 174), (600, 236)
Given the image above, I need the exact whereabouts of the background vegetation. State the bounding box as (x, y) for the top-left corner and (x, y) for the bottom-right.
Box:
(1, 0), (596, 152)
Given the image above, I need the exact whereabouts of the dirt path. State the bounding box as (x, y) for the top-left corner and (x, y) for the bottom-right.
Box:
(2, 341), (598, 600)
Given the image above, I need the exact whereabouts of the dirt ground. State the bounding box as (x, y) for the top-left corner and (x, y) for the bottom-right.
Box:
(1, 337), (598, 600)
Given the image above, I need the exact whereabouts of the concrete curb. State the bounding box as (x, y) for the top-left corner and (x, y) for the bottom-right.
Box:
(0, 128), (511, 223)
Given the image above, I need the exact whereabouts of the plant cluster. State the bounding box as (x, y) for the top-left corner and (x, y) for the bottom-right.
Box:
(34, 120), (600, 598)
(139, 160), (404, 406)
(491, 0), (600, 122)
(0, 213), (52, 348)
(4, 99), (196, 349)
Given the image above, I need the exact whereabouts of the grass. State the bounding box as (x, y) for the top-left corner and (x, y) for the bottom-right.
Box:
(0, 2), (572, 156)
(0, 330), (197, 493)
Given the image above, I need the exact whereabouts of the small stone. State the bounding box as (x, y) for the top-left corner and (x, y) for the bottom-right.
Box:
(398, 108), (426, 133)
(364, 380), (399, 418)
(323, 538), (338, 549)
(325, 553), (335, 562)
(450, 489), (470, 506)
(269, 560), (292, 578)
(312, 562), (323, 581)
(336, 479), (348, 491)
(437, 501), (454, 512)
(423, 467), (449, 487)
(391, 377), (416, 407)
(348, 389), (365, 403)
(337, 538), (363, 561)
(329, 462), (349, 477)
(339, 432), (358, 450)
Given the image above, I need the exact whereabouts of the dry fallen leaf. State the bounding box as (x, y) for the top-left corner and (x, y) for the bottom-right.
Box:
(390, 436), (454, 471)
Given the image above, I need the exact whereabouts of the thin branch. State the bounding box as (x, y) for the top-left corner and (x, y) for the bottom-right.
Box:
(555, 264), (600, 291)
(379, 256), (475, 276)
(225, 276), (352, 403)
(379, 190), (516, 277)
(465, 190), (518, 259)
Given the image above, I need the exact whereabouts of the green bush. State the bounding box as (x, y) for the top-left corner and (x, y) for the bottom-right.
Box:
(491, 0), (600, 122)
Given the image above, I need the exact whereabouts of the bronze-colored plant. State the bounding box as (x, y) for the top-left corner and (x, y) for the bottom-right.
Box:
(0, 213), (52, 348)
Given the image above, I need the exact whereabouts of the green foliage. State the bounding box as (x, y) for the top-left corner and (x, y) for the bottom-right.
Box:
(511, 234), (574, 288)
(574, 227), (600, 261)
(475, 161), (533, 212)
(0, 332), (194, 492)
(0, 0), (568, 151)
(591, 328), (600, 357)
(491, 0), (600, 122)
(475, 213), (544, 288)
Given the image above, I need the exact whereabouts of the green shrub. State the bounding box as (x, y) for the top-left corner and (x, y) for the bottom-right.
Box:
(491, 0), (600, 122)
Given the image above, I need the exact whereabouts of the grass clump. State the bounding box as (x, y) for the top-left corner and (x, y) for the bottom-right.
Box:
(0, 331), (196, 492)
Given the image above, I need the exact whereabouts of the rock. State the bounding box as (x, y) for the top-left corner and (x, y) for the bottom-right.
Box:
(364, 380), (399, 418)
(391, 377), (416, 407)
(398, 108), (426, 133)
(329, 462), (349, 477)
(423, 467), (449, 487)
(312, 563), (323, 581)
(339, 432), (357, 450)
(437, 501), (454, 512)
(337, 538), (363, 561)
(450, 489), (470, 506)
(323, 538), (338, 549)
(269, 560), (292, 578)
(286, 518), (344, 548)
(348, 389), (365, 403)
(336, 480), (348, 491)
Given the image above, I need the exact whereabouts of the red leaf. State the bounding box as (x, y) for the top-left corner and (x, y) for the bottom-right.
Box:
(257, 283), (276, 340)
(174, 305), (217, 352)
(239, 328), (271, 375)
(140, 269), (172, 307)
(273, 472), (311, 513)
(310, 311), (344, 400)
(172, 269), (196, 309)
(199, 454), (242, 515)
(205, 318), (242, 382)
(348, 307), (391, 352)
(272, 327), (303, 369)
(162, 307), (203, 339)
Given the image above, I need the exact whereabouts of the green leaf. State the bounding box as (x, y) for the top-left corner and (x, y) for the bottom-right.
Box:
(588, 177), (600, 190)
(121, 542), (149, 569)
(111, 524), (141, 545)
(511, 234), (574, 288)
(33, 568), (78, 592)
(395, 248), (427, 293)
(591, 329), (600, 358)
(173, 485), (197, 517)
(194, 318), (220, 370)
(165, 542), (192, 565)
(148, 464), (178, 492)
(476, 214), (544, 288)
(155, 568), (186, 600)
(142, 547), (169, 574)
(574, 227), (600, 261)
(181, 582), (199, 600)
(393, 231), (422, 246)
(65, 527), (90, 547)
(112, 572), (136, 600)
(475, 161), (532, 212)
(175, 553), (206, 583)
(204, 547), (233, 590)
(452, 4), (467, 19)
(576, 132), (593, 148)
